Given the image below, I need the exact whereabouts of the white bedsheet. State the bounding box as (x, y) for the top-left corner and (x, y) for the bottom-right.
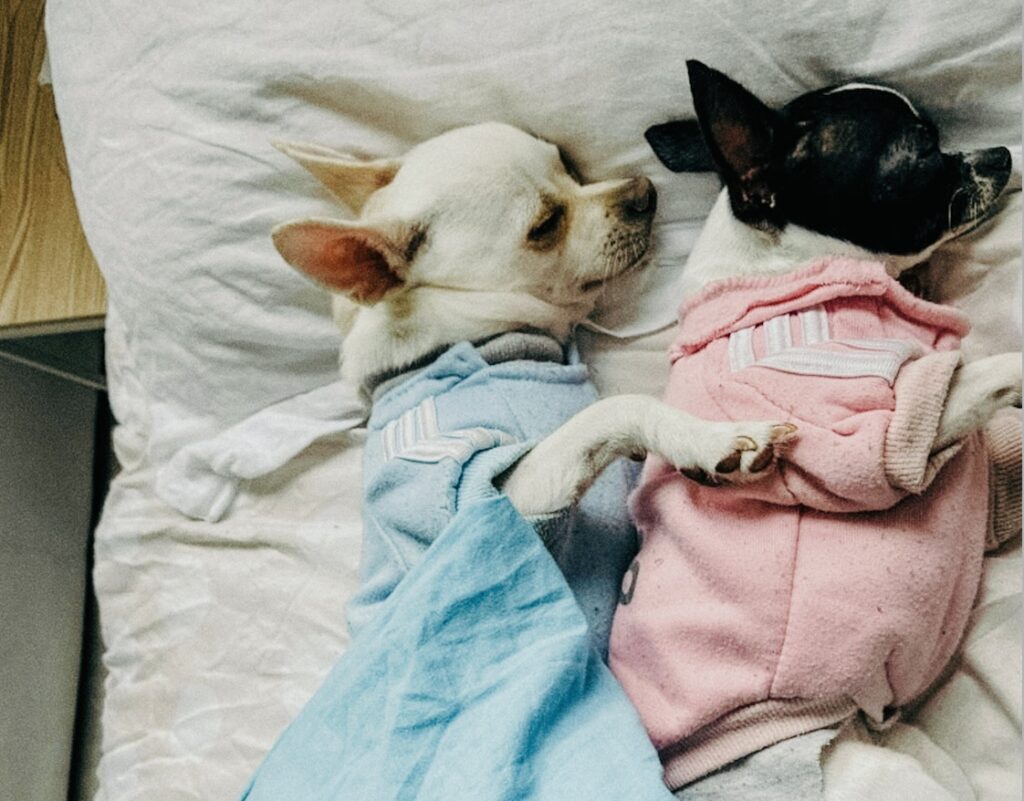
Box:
(47, 0), (1022, 487)
(44, 0), (1020, 799)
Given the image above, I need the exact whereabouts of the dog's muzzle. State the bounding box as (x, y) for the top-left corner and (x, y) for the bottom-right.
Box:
(616, 177), (658, 221)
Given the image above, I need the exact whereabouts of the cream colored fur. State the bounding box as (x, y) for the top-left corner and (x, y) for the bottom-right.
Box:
(273, 123), (792, 515)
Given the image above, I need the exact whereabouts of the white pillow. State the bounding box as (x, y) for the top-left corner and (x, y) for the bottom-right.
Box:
(47, 0), (1021, 492)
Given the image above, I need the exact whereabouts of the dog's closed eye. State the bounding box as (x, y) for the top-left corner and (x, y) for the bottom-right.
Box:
(527, 203), (565, 249)
(558, 149), (584, 183)
(403, 226), (427, 262)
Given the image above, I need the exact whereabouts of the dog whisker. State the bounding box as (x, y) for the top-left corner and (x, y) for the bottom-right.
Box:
(947, 186), (966, 230)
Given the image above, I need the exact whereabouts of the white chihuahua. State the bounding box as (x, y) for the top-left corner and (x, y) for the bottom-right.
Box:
(270, 122), (793, 643)
(272, 123), (794, 520)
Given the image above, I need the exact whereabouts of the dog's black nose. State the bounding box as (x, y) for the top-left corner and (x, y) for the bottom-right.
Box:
(989, 147), (1012, 172)
(967, 146), (1012, 174)
(619, 177), (658, 218)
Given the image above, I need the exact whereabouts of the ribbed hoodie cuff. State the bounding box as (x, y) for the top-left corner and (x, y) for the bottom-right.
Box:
(984, 408), (1022, 550)
(884, 351), (963, 494)
(660, 697), (855, 790)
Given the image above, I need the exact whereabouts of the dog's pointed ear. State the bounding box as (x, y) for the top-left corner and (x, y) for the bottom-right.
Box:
(645, 119), (715, 172)
(686, 60), (783, 223)
(272, 140), (402, 215)
(272, 218), (415, 305)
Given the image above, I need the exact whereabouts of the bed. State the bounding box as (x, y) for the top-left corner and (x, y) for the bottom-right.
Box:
(44, 1), (1021, 799)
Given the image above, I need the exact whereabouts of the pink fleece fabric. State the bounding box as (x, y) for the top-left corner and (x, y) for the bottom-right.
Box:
(609, 258), (990, 788)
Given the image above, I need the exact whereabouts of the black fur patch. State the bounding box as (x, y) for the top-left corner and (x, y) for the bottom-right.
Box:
(647, 62), (1012, 255)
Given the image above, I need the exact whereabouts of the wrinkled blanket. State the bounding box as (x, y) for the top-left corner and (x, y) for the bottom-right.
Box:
(240, 496), (673, 801)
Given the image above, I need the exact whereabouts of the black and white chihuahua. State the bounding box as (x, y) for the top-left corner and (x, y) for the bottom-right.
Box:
(646, 60), (1020, 449)
(609, 62), (1021, 797)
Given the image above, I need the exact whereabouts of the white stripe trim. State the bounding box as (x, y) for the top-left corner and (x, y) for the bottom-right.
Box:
(402, 405), (417, 450)
(832, 338), (923, 361)
(419, 396), (440, 437)
(729, 327), (756, 371)
(381, 396), (518, 464)
(765, 315), (793, 354)
(756, 347), (910, 383)
(383, 419), (398, 460)
(383, 397), (440, 460)
(399, 441), (474, 463)
(726, 301), (921, 384)
(449, 427), (516, 449)
(799, 306), (830, 345)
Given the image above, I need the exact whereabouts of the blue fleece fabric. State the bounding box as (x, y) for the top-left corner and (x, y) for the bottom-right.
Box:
(348, 340), (635, 657)
(240, 496), (673, 801)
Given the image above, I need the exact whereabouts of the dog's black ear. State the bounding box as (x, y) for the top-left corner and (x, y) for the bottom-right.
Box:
(645, 119), (715, 172)
(686, 60), (784, 225)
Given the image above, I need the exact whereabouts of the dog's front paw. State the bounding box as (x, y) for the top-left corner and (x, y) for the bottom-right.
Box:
(676, 421), (797, 487)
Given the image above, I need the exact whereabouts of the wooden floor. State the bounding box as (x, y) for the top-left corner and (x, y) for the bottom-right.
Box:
(0, 0), (106, 336)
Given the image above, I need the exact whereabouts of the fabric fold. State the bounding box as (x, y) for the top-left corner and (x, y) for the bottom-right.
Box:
(155, 380), (369, 521)
(240, 496), (674, 801)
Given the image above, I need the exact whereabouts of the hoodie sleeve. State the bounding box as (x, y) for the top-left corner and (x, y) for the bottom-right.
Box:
(982, 407), (1022, 551)
(756, 350), (965, 513)
(670, 342), (966, 514)
(670, 262), (975, 514)
(882, 350), (966, 494)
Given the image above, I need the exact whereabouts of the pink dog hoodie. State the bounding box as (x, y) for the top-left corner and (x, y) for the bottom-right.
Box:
(608, 258), (989, 789)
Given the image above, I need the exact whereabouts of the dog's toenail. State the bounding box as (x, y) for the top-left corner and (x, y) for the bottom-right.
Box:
(771, 423), (798, 439)
(681, 466), (719, 486)
(749, 447), (775, 473)
(715, 451), (742, 473)
(735, 436), (758, 451)
(628, 449), (647, 462)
